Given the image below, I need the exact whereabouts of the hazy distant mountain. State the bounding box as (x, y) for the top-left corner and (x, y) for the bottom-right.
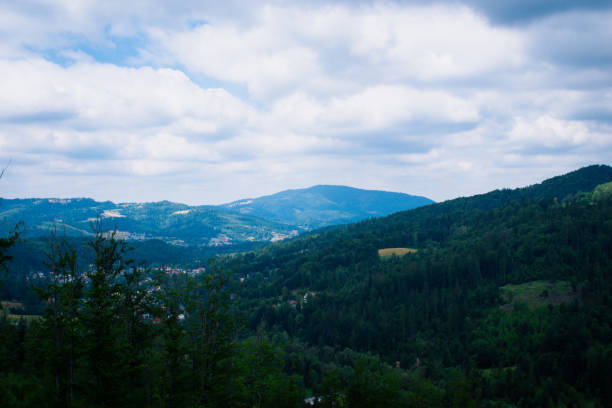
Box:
(0, 185), (433, 245)
(219, 185), (434, 229)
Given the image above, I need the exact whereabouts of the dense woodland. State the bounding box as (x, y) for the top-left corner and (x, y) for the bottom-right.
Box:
(2, 165), (612, 407)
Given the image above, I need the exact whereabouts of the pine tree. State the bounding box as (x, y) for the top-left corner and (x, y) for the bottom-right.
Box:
(151, 270), (189, 408)
(183, 265), (241, 407)
(37, 234), (83, 407)
(81, 224), (133, 407)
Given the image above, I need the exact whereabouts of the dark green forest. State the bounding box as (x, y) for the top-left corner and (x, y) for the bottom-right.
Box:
(2, 165), (612, 407)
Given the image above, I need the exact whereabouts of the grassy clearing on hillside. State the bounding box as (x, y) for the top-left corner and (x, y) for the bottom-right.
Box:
(39, 221), (93, 236)
(1, 301), (24, 310)
(1, 301), (40, 322)
(378, 248), (418, 259)
(500, 280), (575, 311)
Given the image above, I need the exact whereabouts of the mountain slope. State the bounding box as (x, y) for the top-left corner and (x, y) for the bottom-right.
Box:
(448, 163), (612, 211)
(226, 164), (612, 283)
(220, 184), (434, 228)
(221, 164), (612, 405)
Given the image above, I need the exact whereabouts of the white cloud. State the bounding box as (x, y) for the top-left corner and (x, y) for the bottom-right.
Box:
(507, 116), (610, 149)
(149, 23), (322, 100)
(0, 1), (610, 205)
(0, 57), (257, 188)
(325, 86), (479, 128)
(150, 4), (525, 101)
(526, 10), (612, 68)
(347, 5), (525, 80)
(270, 86), (478, 138)
(0, 59), (250, 129)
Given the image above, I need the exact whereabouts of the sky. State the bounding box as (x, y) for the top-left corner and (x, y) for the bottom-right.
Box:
(0, 0), (611, 205)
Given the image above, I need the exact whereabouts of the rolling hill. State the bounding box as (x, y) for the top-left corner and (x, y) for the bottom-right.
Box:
(0, 185), (433, 246)
(220, 185), (433, 228)
(0, 198), (297, 246)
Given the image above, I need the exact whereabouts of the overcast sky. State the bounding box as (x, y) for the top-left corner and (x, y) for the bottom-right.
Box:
(0, 0), (611, 204)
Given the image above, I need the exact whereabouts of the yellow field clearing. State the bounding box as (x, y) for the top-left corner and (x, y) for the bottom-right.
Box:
(378, 248), (418, 258)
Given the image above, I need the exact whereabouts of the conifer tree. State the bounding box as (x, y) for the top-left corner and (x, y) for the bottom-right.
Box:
(81, 224), (134, 407)
(37, 234), (83, 407)
(183, 264), (241, 407)
(151, 270), (189, 408)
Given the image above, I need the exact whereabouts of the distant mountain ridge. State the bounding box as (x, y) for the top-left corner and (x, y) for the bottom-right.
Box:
(0, 198), (296, 246)
(0, 185), (433, 246)
(220, 185), (434, 229)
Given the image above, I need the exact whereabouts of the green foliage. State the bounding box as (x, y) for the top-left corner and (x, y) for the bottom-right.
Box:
(345, 357), (405, 407)
(225, 334), (305, 408)
(0, 372), (46, 408)
(224, 164), (612, 406)
(0, 224), (19, 274)
(500, 280), (574, 310)
(406, 378), (443, 408)
(35, 233), (84, 407)
(2, 225), (265, 408)
(0, 197), (297, 245)
(1, 164), (612, 406)
(592, 180), (612, 201)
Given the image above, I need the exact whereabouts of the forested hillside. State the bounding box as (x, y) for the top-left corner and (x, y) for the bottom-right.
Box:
(1, 165), (612, 407)
(0, 198), (297, 245)
(223, 164), (612, 406)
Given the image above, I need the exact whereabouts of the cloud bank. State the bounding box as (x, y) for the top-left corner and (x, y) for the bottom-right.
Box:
(0, 0), (611, 204)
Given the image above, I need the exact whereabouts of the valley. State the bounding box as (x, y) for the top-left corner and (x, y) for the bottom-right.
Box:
(3, 1), (611, 406)
(2, 165), (612, 407)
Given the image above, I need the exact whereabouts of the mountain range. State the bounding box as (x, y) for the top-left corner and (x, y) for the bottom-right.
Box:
(3, 164), (612, 406)
(0, 185), (433, 246)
